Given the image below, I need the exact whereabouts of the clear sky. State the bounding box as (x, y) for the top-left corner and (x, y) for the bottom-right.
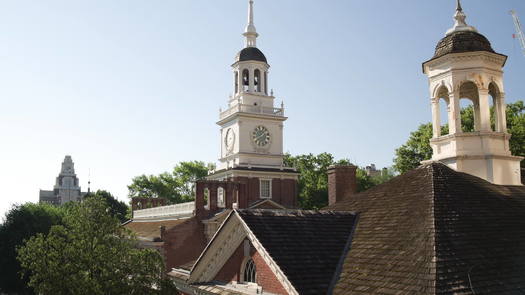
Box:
(1, 0), (525, 219)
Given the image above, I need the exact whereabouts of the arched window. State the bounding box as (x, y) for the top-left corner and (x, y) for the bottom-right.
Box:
(254, 69), (261, 92)
(217, 187), (225, 208)
(489, 82), (505, 132)
(235, 71), (239, 94)
(242, 69), (250, 92)
(243, 259), (256, 283)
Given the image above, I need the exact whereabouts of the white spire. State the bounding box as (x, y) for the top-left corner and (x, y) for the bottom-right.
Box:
(243, 0), (258, 47)
(446, 0), (477, 35)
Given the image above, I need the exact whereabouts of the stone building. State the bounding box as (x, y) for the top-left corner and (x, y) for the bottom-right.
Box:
(39, 155), (87, 205)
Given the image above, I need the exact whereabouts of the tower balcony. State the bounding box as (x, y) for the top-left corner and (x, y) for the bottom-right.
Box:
(219, 103), (284, 120)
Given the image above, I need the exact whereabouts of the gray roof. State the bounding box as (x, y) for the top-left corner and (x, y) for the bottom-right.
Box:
(235, 47), (267, 63)
(326, 163), (525, 294)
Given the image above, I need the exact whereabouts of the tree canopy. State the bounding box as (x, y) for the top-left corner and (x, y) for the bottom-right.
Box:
(128, 161), (213, 204)
(0, 203), (64, 294)
(83, 190), (129, 223)
(284, 153), (394, 209)
(394, 101), (525, 174)
(17, 196), (176, 295)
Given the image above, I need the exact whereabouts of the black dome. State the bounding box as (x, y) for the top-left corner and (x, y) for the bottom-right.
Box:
(432, 30), (495, 59)
(235, 47), (267, 63)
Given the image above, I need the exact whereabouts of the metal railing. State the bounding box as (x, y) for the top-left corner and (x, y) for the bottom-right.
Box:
(220, 104), (284, 120)
(133, 201), (195, 220)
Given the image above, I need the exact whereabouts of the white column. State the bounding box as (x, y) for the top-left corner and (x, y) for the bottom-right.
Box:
(499, 92), (507, 132)
(431, 98), (441, 137)
(249, 68), (255, 92)
(448, 91), (461, 134)
(478, 89), (491, 131)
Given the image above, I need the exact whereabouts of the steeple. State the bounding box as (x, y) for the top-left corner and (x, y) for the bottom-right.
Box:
(243, 0), (258, 47)
(446, 0), (477, 35)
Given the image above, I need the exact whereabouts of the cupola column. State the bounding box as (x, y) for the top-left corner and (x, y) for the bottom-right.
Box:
(497, 93), (508, 132)
(448, 90), (461, 134)
(431, 98), (441, 137)
(478, 89), (491, 131)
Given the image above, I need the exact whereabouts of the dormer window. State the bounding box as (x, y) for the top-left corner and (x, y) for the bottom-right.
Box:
(243, 259), (256, 283)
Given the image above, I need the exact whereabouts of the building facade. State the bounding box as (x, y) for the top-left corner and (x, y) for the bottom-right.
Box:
(39, 155), (87, 205)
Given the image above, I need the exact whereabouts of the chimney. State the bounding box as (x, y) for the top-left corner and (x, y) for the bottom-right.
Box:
(327, 165), (357, 206)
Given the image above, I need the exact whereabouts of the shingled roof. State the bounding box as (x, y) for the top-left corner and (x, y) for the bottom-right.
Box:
(237, 210), (357, 295)
(325, 162), (525, 295)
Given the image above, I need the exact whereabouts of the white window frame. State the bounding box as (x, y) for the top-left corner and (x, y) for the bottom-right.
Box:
(259, 179), (272, 199)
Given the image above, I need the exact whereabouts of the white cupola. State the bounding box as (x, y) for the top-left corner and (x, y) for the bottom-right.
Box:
(422, 0), (523, 185)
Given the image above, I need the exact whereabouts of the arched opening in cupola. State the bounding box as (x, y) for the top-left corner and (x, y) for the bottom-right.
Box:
(235, 71), (239, 94)
(435, 85), (450, 136)
(489, 82), (505, 132)
(459, 81), (480, 132)
(242, 69), (250, 92)
(254, 69), (261, 92)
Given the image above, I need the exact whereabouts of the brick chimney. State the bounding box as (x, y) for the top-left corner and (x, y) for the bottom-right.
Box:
(327, 165), (357, 206)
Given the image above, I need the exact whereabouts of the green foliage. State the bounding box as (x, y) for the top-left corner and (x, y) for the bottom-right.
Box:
(394, 101), (525, 173)
(0, 203), (65, 294)
(83, 190), (129, 223)
(17, 196), (176, 295)
(284, 153), (394, 209)
(128, 161), (214, 204)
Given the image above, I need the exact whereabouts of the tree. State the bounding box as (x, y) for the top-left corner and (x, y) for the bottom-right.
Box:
(128, 161), (214, 204)
(17, 196), (176, 295)
(0, 203), (64, 295)
(394, 101), (525, 173)
(83, 190), (129, 223)
(284, 153), (393, 209)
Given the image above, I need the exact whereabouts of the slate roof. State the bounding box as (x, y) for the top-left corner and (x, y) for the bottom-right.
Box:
(235, 47), (267, 63)
(325, 163), (525, 295)
(237, 209), (357, 295)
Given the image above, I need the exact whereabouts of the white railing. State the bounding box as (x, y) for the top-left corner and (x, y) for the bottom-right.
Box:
(133, 201), (195, 220)
(220, 104), (284, 120)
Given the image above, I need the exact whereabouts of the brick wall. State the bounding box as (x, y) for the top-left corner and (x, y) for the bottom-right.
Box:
(327, 165), (357, 206)
(234, 176), (297, 208)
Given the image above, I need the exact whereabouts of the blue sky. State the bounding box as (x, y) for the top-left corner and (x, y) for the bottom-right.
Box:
(1, 0), (525, 218)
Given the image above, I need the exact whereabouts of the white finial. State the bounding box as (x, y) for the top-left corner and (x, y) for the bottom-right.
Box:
(243, 0), (258, 47)
(446, 0), (477, 35)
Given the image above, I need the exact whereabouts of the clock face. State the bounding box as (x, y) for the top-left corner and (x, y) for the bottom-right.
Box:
(252, 126), (271, 147)
(225, 128), (235, 152)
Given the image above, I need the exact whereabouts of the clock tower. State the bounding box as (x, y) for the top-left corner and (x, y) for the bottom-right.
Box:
(209, 0), (298, 206)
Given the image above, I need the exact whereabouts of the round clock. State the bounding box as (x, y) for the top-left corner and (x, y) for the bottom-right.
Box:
(252, 126), (271, 147)
(225, 128), (235, 152)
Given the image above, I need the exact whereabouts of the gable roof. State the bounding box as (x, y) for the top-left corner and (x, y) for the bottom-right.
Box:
(236, 210), (357, 295)
(325, 163), (525, 294)
(188, 209), (357, 295)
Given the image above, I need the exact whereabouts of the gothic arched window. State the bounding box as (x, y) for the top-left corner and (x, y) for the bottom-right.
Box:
(243, 259), (256, 283)
(242, 69), (250, 92)
(254, 69), (261, 92)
